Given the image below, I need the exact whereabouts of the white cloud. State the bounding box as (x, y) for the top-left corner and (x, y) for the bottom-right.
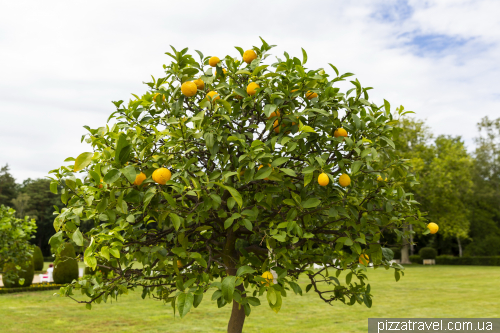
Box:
(1, 0), (498, 181)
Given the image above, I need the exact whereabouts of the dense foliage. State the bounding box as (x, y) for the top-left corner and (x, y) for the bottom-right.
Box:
(48, 39), (426, 332)
(0, 205), (37, 285)
(52, 243), (79, 284)
(2, 259), (34, 288)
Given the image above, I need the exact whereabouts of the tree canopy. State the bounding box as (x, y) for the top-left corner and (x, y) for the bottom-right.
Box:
(49, 39), (427, 332)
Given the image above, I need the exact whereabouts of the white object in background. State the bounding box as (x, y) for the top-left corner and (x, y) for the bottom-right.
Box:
(39, 274), (50, 283)
(46, 266), (54, 282)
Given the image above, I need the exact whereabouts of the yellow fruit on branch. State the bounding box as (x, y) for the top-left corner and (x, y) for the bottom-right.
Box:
(306, 91), (318, 100)
(177, 260), (183, 269)
(359, 254), (369, 265)
(318, 173), (329, 186)
(243, 49), (257, 64)
(273, 120), (282, 134)
(207, 91), (220, 102)
(334, 128), (348, 138)
(134, 172), (147, 186)
(427, 222), (439, 234)
(261, 271), (273, 286)
(246, 82), (260, 96)
(181, 81), (197, 97)
(193, 78), (204, 90)
(153, 93), (165, 102)
(339, 174), (351, 187)
(377, 175), (388, 182)
(208, 56), (220, 67)
(152, 168), (171, 185)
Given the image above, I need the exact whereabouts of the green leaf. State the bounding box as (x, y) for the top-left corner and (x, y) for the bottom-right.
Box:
(246, 297), (261, 306)
(224, 217), (234, 229)
(302, 198), (320, 209)
(266, 287), (282, 313)
(103, 169), (121, 184)
(382, 247), (394, 261)
(215, 183), (242, 208)
(271, 157), (289, 168)
(221, 276), (236, 303)
(351, 161), (363, 175)
(304, 173), (313, 187)
(109, 247), (120, 258)
(74, 152), (93, 172)
(380, 136), (395, 149)
(193, 292), (204, 308)
(252, 65), (268, 76)
(170, 213), (182, 231)
(255, 166), (272, 180)
(236, 266), (256, 277)
(120, 165), (137, 183)
(72, 228), (84, 246)
(351, 113), (361, 129)
(177, 292), (194, 318)
(384, 99), (390, 113)
(280, 168), (297, 177)
(84, 255), (97, 270)
(50, 181), (58, 194)
(301, 47), (307, 65)
(300, 126), (316, 133)
(234, 88), (248, 98)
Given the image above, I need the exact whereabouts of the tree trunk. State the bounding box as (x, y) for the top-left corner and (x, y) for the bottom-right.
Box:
(401, 224), (411, 264)
(227, 287), (246, 333)
(224, 229), (246, 333)
(457, 236), (463, 257)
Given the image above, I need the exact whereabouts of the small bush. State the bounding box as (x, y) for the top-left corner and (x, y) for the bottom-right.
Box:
(33, 246), (44, 271)
(53, 243), (79, 284)
(409, 255), (423, 264)
(2, 259), (35, 288)
(389, 247), (401, 260)
(419, 247), (437, 259)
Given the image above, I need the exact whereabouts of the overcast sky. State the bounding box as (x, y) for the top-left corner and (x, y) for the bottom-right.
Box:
(1, 0), (499, 182)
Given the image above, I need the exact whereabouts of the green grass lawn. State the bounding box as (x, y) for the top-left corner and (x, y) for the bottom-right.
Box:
(1, 265), (499, 332)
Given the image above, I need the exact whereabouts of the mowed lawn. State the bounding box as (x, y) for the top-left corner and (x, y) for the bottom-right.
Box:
(1, 265), (499, 333)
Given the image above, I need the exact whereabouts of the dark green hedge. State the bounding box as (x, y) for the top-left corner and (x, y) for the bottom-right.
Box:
(419, 247), (437, 259)
(33, 246), (44, 271)
(0, 284), (62, 295)
(53, 243), (79, 284)
(2, 260), (35, 288)
(409, 255), (423, 264)
(436, 256), (500, 266)
(389, 247), (401, 260)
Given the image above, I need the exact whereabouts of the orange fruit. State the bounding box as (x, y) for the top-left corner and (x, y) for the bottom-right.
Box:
(133, 172), (147, 186)
(273, 120), (281, 134)
(98, 178), (103, 189)
(359, 254), (369, 265)
(207, 91), (220, 102)
(209, 56), (220, 67)
(268, 110), (280, 119)
(306, 91), (318, 99)
(193, 78), (204, 90)
(427, 222), (439, 234)
(247, 82), (260, 96)
(339, 174), (351, 187)
(334, 128), (348, 138)
(181, 81), (197, 97)
(153, 93), (165, 102)
(243, 49), (258, 64)
(152, 168), (171, 185)
(261, 271), (273, 286)
(177, 260), (183, 268)
(318, 173), (329, 186)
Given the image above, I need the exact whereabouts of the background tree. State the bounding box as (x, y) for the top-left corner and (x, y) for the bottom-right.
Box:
(466, 116), (500, 255)
(0, 205), (37, 285)
(0, 164), (17, 207)
(49, 39), (428, 333)
(19, 178), (65, 256)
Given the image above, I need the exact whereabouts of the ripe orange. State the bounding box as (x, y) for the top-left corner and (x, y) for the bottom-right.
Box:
(209, 56), (220, 67)
(427, 222), (439, 234)
(181, 81), (197, 97)
(98, 178), (103, 189)
(334, 128), (348, 138)
(273, 120), (282, 134)
(339, 174), (351, 187)
(268, 110), (280, 119)
(134, 172), (147, 186)
(359, 254), (369, 265)
(306, 91), (318, 100)
(243, 49), (258, 64)
(193, 78), (204, 90)
(318, 173), (329, 186)
(247, 82), (260, 96)
(207, 91), (220, 102)
(261, 271), (273, 286)
(152, 168), (171, 185)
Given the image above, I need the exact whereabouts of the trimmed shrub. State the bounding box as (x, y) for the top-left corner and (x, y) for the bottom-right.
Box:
(419, 247), (437, 260)
(33, 246), (44, 271)
(53, 243), (79, 284)
(2, 259), (35, 288)
(409, 255), (423, 264)
(389, 247), (401, 260)
(436, 256), (500, 266)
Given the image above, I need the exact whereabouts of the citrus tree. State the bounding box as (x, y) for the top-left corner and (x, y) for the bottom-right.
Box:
(0, 205), (37, 285)
(49, 38), (428, 333)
